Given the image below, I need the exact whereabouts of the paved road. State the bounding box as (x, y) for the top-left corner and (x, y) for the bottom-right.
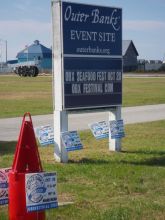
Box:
(0, 104), (165, 141)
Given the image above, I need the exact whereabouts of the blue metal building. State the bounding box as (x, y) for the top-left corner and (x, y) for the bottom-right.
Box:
(16, 40), (52, 71)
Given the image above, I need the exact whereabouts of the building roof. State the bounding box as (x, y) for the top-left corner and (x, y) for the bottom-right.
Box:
(16, 40), (52, 59)
(122, 40), (139, 56)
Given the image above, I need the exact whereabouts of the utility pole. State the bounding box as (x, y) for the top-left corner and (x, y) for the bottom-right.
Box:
(0, 38), (7, 64)
(25, 45), (29, 62)
(163, 53), (165, 63)
(5, 40), (7, 63)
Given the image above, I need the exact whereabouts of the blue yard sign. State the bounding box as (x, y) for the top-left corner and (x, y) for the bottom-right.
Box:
(61, 131), (83, 152)
(109, 120), (125, 139)
(25, 172), (58, 212)
(88, 121), (109, 140)
(61, 1), (122, 110)
(35, 125), (54, 146)
(0, 168), (11, 206)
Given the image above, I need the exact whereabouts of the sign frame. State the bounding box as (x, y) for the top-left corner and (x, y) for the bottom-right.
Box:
(52, 0), (123, 162)
(53, 0), (123, 111)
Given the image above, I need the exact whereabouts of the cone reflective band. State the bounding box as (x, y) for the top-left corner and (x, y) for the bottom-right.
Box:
(8, 113), (45, 220)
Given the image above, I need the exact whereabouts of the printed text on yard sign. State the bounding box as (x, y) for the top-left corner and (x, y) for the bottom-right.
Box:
(88, 121), (109, 139)
(26, 172), (58, 212)
(61, 131), (83, 152)
(109, 120), (125, 139)
(0, 168), (11, 206)
(35, 125), (54, 146)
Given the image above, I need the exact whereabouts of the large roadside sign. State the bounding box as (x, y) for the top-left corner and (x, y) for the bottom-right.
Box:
(62, 2), (122, 55)
(52, 1), (122, 110)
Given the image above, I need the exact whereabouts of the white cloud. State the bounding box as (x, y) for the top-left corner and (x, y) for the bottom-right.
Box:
(124, 20), (165, 31)
(14, 1), (47, 15)
(0, 20), (51, 35)
(14, 0), (32, 11)
(0, 20), (51, 59)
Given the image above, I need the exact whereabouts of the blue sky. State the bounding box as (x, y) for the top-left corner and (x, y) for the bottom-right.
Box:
(0, 0), (165, 61)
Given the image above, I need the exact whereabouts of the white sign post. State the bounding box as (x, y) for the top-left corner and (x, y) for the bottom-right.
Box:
(52, 1), (69, 163)
(109, 106), (122, 151)
(54, 110), (68, 163)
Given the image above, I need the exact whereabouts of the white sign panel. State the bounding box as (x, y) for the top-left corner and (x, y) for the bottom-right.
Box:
(61, 131), (83, 151)
(88, 121), (109, 139)
(109, 119), (125, 139)
(25, 172), (58, 212)
(0, 168), (11, 205)
(35, 125), (54, 146)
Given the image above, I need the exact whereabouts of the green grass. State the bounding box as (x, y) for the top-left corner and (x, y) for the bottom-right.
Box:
(0, 76), (53, 118)
(0, 75), (165, 118)
(0, 121), (165, 219)
(123, 78), (165, 106)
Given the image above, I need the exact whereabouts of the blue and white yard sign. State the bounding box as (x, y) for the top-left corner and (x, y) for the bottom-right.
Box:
(61, 1), (122, 110)
(109, 120), (125, 139)
(35, 125), (54, 146)
(61, 131), (83, 151)
(88, 121), (109, 139)
(0, 168), (11, 205)
(25, 172), (58, 212)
